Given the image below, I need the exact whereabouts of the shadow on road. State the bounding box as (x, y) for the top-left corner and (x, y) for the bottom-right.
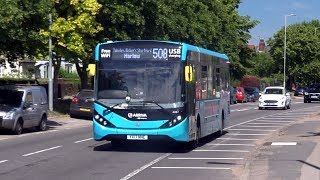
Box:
(297, 160), (320, 170)
(299, 132), (320, 137)
(92, 131), (224, 153)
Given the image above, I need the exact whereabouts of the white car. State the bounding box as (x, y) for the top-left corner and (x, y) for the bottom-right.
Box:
(258, 86), (291, 110)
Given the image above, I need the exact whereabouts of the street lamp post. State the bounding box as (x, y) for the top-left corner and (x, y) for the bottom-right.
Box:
(48, 13), (53, 111)
(283, 14), (296, 88)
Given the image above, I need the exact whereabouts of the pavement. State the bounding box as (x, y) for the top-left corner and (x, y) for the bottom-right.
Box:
(240, 111), (320, 180)
(47, 115), (92, 130)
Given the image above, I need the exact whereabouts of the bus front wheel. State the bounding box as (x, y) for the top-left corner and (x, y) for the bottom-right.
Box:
(111, 140), (124, 147)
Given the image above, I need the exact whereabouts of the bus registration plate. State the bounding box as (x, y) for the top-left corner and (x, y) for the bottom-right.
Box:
(127, 135), (148, 140)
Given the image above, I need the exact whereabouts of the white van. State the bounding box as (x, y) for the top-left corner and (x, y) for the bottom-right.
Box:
(0, 85), (48, 135)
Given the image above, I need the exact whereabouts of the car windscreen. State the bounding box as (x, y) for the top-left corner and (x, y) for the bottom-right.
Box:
(0, 90), (24, 107)
(264, 89), (283, 94)
(78, 91), (94, 99)
(308, 84), (320, 90)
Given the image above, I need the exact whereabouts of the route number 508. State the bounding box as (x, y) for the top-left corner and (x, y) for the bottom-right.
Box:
(153, 48), (168, 59)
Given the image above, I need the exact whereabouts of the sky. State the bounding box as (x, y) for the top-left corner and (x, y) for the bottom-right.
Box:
(238, 0), (320, 46)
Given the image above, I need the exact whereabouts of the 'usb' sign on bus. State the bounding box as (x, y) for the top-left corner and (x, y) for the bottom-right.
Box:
(99, 41), (182, 61)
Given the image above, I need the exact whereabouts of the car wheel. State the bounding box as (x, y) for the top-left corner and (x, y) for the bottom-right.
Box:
(13, 120), (23, 135)
(258, 107), (262, 110)
(70, 113), (78, 118)
(283, 105), (287, 110)
(37, 115), (47, 131)
(304, 99), (308, 103)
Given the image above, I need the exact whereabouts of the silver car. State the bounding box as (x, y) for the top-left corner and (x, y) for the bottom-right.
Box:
(0, 85), (48, 135)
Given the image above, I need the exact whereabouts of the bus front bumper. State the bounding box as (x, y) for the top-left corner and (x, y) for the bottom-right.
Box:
(93, 118), (190, 142)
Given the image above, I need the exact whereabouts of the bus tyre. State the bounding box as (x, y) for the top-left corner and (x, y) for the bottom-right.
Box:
(219, 113), (225, 136)
(189, 125), (201, 150)
(111, 140), (123, 147)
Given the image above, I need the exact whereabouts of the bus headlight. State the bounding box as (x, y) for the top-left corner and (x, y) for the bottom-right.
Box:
(160, 115), (184, 128)
(94, 111), (115, 127)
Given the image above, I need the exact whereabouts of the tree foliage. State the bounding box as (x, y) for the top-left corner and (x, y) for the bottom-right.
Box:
(247, 52), (275, 78)
(40, 0), (103, 90)
(0, 0), (50, 61)
(268, 20), (320, 85)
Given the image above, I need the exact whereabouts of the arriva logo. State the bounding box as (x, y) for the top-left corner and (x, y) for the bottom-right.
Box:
(101, 49), (111, 58)
(128, 113), (147, 119)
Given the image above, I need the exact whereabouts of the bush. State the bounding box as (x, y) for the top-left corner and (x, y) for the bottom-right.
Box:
(58, 68), (79, 79)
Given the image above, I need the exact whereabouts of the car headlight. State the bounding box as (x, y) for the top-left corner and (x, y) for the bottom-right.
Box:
(4, 111), (15, 119)
(304, 92), (309, 95)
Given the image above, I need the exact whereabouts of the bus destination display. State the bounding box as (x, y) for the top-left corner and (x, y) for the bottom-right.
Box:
(100, 46), (182, 61)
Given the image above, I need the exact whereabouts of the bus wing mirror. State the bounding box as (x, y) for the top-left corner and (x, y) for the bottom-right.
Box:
(185, 65), (193, 82)
(87, 64), (96, 77)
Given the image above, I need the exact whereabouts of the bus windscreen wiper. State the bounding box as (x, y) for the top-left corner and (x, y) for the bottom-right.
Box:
(137, 100), (175, 118)
(103, 102), (126, 115)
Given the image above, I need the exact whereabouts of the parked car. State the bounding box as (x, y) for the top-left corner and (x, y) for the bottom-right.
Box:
(69, 89), (94, 118)
(244, 87), (260, 102)
(235, 86), (248, 103)
(294, 86), (307, 96)
(228, 86), (237, 104)
(0, 85), (48, 135)
(304, 83), (320, 103)
(258, 86), (291, 110)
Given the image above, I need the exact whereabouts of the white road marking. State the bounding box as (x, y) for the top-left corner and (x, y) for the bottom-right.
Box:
(262, 117), (296, 119)
(237, 108), (250, 112)
(34, 130), (59, 135)
(0, 160), (8, 164)
(248, 122), (288, 125)
(224, 113), (284, 130)
(217, 138), (258, 141)
(0, 138), (8, 141)
(193, 149), (249, 152)
(255, 120), (294, 123)
(22, 146), (62, 157)
(226, 133), (268, 136)
(228, 129), (276, 131)
(74, 138), (93, 143)
(271, 142), (297, 146)
(168, 157), (243, 160)
(207, 143), (255, 146)
(240, 125), (283, 128)
(151, 167), (231, 170)
(120, 153), (171, 180)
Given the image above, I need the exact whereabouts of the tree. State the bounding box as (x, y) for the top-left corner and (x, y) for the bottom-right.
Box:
(40, 0), (103, 95)
(0, 0), (50, 62)
(247, 52), (275, 78)
(268, 20), (320, 86)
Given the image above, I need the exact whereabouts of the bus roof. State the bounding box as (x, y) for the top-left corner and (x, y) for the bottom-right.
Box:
(95, 40), (229, 61)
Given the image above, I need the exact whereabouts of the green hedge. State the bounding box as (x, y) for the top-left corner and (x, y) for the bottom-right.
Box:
(58, 69), (79, 79)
